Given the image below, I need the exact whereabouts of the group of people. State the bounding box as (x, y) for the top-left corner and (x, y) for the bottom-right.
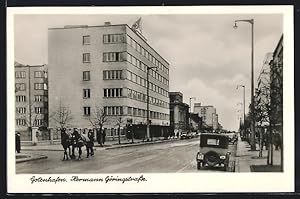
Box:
(61, 128), (95, 160)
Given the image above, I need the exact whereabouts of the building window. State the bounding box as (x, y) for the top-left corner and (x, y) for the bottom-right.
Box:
(34, 71), (44, 78)
(104, 88), (123, 98)
(83, 35), (90, 45)
(83, 71), (90, 81)
(35, 107), (43, 114)
(16, 95), (26, 102)
(103, 70), (123, 80)
(128, 107), (132, 115)
(103, 52), (125, 62)
(83, 89), (90, 98)
(16, 107), (26, 114)
(34, 95), (46, 102)
(16, 119), (26, 126)
(34, 119), (44, 126)
(133, 108), (137, 116)
(34, 83), (44, 90)
(15, 83), (26, 91)
(15, 71), (26, 78)
(84, 106), (91, 116)
(83, 53), (91, 63)
(104, 106), (123, 116)
(103, 34), (125, 44)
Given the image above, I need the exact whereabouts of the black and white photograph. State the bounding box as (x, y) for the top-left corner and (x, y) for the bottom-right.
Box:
(7, 6), (294, 193)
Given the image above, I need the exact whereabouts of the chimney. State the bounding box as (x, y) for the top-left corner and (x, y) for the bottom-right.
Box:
(104, 22), (111, 26)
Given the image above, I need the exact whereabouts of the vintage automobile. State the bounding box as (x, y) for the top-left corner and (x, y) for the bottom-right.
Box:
(180, 132), (192, 139)
(196, 133), (232, 171)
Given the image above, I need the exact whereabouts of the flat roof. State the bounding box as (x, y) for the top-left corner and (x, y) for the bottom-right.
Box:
(15, 64), (46, 68)
(48, 23), (170, 65)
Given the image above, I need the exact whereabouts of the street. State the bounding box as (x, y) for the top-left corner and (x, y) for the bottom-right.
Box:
(16, 138), (237, 174)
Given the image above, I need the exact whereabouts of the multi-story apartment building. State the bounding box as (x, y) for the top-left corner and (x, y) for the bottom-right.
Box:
(48, 22), (170, 136)
(15, 62), (48, 141)
(194, 103), (216, 128)
(270, 35), (283, 134)
(169, 92), (189, 132)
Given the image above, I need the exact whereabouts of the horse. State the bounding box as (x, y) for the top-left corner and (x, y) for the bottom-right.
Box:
(71, 130), (89, 160)
(60, 128), (72, 160)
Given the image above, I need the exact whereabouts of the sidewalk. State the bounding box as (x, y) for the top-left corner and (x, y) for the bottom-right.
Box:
(21, 137), (181, 151)
(16, 152), (47, 163)
(235, 136), (281, 172)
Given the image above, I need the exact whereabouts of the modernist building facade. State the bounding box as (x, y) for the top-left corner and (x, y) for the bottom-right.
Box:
(15, 62), (48, 141)
(48, 23), (170, 136)
(270, 35), (283, 134)
(194, 103), (218, 130)
(169, 92), (189, 132)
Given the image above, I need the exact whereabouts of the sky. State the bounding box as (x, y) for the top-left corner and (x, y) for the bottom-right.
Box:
(14, 13), (283, 131)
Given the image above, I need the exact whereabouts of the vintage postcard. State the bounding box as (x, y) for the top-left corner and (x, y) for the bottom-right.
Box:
(7, 6), (294, 193)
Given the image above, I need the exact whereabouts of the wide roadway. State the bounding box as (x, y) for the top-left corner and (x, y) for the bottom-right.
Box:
(16, 138), (236, 174)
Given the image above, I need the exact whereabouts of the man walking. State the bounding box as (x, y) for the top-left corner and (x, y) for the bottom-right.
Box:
(86, 129), (94, 158)
(15, 132), (21, 153)
(102, 131), (106, 145)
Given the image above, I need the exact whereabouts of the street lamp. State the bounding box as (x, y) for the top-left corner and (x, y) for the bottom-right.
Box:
(236, 84), (246, 132)
(146, 66), (158, 141)
(189, 97), (196, 133)
(233, 19), (256, 150)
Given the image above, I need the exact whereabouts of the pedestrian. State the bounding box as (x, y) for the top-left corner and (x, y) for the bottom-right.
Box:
(102, 131), (106, 145)
(96, 128), (101, 145)
(86, 129), (94, 158)
(274, 132), (281, 150)
(15, 132), (21, 153)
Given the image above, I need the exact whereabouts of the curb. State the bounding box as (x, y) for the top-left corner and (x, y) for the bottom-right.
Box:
(22, 149), (64, 151)
(105, 139), (181, 150)
(16, 154), (48, 164)
(19, 138), (185, 151)
(22, 148), (100, 152)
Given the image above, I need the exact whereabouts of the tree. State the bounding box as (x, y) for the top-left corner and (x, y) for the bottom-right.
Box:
(254, 57), (283, 169)
(87, 106), (108, 146)
(49, 101), (73, 130)
(114, 116), (125, 144)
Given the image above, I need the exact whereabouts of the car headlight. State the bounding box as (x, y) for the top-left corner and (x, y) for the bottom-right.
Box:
(220, 155), (226, 160)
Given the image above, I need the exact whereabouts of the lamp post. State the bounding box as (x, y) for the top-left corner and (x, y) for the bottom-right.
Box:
(237, 84), (246, 134)
(189, 97), (196, 133)
(146, 66), (158, 141)
(233, 19), (256, 150)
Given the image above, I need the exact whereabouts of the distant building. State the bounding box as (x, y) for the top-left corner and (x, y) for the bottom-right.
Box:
(169, 92), (189, 132)
(15, 62), (48, 141)
(48, 22), (170, 137)
(194, 104), (216, 128)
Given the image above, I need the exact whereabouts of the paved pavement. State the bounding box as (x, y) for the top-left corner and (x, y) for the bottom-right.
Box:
(16, 135), (281, 173)
(16, 138), (236, 173)
(235, 136), (281, 172)
(16, 153), (47, 163)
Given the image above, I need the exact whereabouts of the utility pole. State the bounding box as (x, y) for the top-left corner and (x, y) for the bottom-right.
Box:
(234, 19), (256, 150)
(237, 85), (246, 137)
(189, 97), (196, 133)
